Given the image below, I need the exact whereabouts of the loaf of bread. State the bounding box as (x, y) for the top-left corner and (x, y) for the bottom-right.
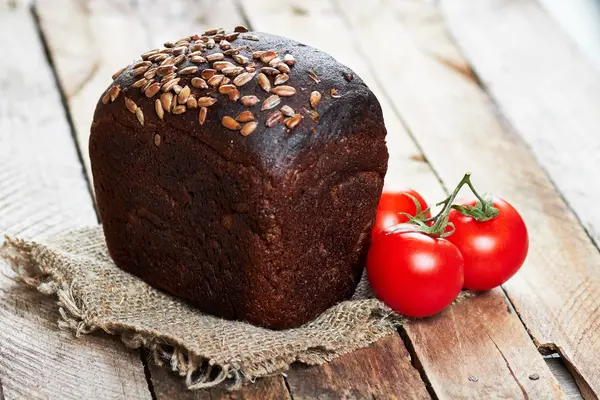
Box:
(90, 27), (388, 329)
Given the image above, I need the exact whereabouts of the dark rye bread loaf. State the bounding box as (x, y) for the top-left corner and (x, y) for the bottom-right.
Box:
(90, 27), (388, 329)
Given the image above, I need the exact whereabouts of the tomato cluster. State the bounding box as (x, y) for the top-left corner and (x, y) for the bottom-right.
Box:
(367, 175), (529, 318)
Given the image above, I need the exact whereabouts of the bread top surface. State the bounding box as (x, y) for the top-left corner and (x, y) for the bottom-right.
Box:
(94, 28), (386, 177)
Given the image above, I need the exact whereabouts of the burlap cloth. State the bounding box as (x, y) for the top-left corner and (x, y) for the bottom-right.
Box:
(0, 226), (475, 390)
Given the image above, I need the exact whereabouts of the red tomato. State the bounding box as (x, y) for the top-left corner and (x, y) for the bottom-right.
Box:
(373, 189), (429, 238)
(447, 197), (529, 290)
(366, 230), (464, 317)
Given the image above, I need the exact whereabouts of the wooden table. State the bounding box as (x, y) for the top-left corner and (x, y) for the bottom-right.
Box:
(1, 0), (599, 398)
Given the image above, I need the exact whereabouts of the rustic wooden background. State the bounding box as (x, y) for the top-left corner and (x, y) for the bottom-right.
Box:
(1, 0), (599, 398)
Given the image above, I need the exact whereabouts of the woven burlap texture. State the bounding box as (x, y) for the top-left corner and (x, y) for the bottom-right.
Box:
(1, 226), (475, 390)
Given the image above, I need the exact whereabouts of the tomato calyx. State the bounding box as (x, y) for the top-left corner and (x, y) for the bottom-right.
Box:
(389, 173), (499, 238)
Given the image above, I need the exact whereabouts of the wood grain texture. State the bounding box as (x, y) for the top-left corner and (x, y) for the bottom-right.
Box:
(546, 357), (583, 400)
(286, 335), (430, 400)
(239, 1), (564, 399)
(0, 5), (151, 399)
(336, 0), (600, 397)
(440, 0), (600, 246)
(35, 0), (245, 182)
(148, 362), (290, 400)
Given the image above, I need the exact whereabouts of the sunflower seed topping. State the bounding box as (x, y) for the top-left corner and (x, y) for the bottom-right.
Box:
(179, 66), (199, 75)
(261, 51), (277, 63)
(283, 54), (296, 65)
(271, 85), (296, 97)
(242, 34), (259, 41)
(236, 111), (255, 122)
(219, 84), (236, 94)
(285, 113), (303, 129)
(108, 85), (121, 102)
(280, 105), (295, 117)
(134, 60), (152, 69)
(155, 99), (164, 120)
(133, 78), (148, 88)
(262, 94), (281, 110)
(161, 72), (177, 82)
(222, 116), (241, 130)
(261, 67), (280, 76)
(201, 69), (217, 80)
(207, 52), (225, 62)
(172, 105), (187, 114)
(257, 73), (271, 92)
(213, 61), (235, 71)
(265, 111), (284, 127)
(199, 107), (208, 125)
(207, 74), (224, 87)
(124, 97), (137, 113)
(241, 121), (257, 136)
(141, 49), (159, 60)
(308, 70), (321, 83)
(277, 63), (291, 73)
(233, 54), (249, 65)
(172, 46), (188, 56)
(157, 65), (177, 76)
(219, 40), (231, 50)
(206, 38), (216, 49)
(191, 55), (207, 64)
(161, 78), (180, 92)
(177, 85), (191, 104)
(135, 107), (144, 125)
(224, 48), (240, 56)
(197, 97), (217, 107)
(186, 96), (198, 109)
(172, 54), (186, 65)
(160, 92), (173, 113)
(310, 91), (321, 108)
(141, 79), (154, 94)
(173, 85), (183, 94)
(191, 77), (208, 89)
(274, 73), (289, 85)
(145, 82), (162, 97)
(225, 32), (240, 41)
(234, 25), (249, 33)
(330, 88), (341, 98)
(222, 66), (244, 76)
(233, 72), (254, 87)
(132, 65), (149, 77)
(241, 95), (259, 106)
(228, 88), (240, 102)
(204, 28), (218, 35)
(144, 68), (157, 80)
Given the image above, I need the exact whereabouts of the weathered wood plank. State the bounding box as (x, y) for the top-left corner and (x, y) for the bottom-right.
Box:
(239, 1), (564, 398)
(440, 0), (600, 246)
(0, 5), (151, 399)
(286, 335), (430, 400)
(34, 0), (246, 182)
(336, 0), (600, 397)
(148, 362), (290, 400)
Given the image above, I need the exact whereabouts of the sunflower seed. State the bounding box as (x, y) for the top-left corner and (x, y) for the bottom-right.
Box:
(197, 97), (217, 107)
(175, 40), (190, 48)
(234, 25), (249, 33)
(233, 54), (249, 65)
(145, 82), (161, 97)
(213, 61), (235, 71)
(101, 91), (111, 104)
(164, 41), (175, 48)
(201, 69), (217, 80)
(271, 85), (296, 97)
(190, 56), (206, 64)
(179, 66), (199, 75)
(135, 107), (145, 125)
(155, 99), (164, 120)
(308, 70), (321, 83)
(157, 65), (177, 76)
(213, 34), (225, 42)
(134, 60), (152, 69)
(269, 58), (282, 67)
(150, 53), (168, 62)
(141, 49), (159, 60)
(218, 84), (236, 94)
(172, 105), (187, 114)
(206, 38), (216, 49)
(206, 52), (224, 62)
(173, 85), (183, 94)
(187, 96), (198, 109)
(240, 121), (257, 136)
(283, 54), (296, 66)
(189, 50), (204, 57)
(310, 91), (321, 108)
(241, 95), (259, 107)
(173, 54), (186, 65)
(207, 74), (224, 87)
(160, 92), (173, 113)
(133, 78), (148, 88)
(228, 88), (240, 101)
(262, 94), (281, 110)
(109, 85), (121, 102)
(242, 34), (259, 41)
(204, 28), (218, 35)
(161, 72), (177, 82)
(233, 72), (254, 87)
(177, 85), (191, 104)
(161, 56), (175, 66)
(219, 40), (231, 50)
(280, 105), (295, 117)
(191, 77), (208, 89)
(190, 42), (205, 52)
(274, 73), (289, 85)
(330, 88), (341, 98)
(221, 76), (231, 85)
(222, 66), (244, 76)
(141, 79), (154, 93)
(224, 48), (239, 56)
(161, 78), (180, 92)
(235, 110), (255, 122)
(253, 51), (266, 59)
(176, 36), (191, 43)
(172, 46), (188, 56)
(277, 63), (290, 73)
(222, 116), (241, 130)
(304, 108), (320, 122)
(260, 67), (280, 76)
(225, 32), (240, 41)
(257, 73), (271, 92)
(261, 51), (277, 63)
(265, 111), (284, 127)
(124, 97), (137, 113)
(199, 107), (208, 125)
(285, 113), (303, 129)
(143, 68), (156, 80)
(199, 36), (209, 43)
(159, 48), (171, 54)
(132, 65), (149, 77)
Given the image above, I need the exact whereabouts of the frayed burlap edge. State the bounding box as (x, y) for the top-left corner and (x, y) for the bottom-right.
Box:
(1, 233), (477, 390)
